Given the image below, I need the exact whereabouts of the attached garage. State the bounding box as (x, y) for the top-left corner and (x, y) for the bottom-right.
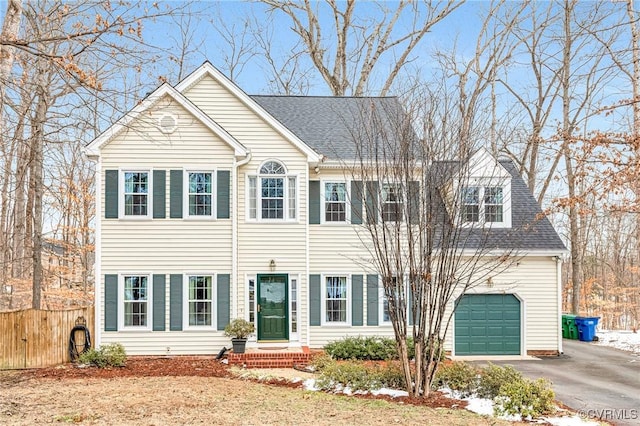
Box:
(454, 294), (521, 355)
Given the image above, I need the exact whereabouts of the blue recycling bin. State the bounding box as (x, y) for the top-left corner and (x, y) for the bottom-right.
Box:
(574, 316), (599, 342)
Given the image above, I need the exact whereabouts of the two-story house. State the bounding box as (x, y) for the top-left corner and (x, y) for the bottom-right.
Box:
(85, 62), (566, 358)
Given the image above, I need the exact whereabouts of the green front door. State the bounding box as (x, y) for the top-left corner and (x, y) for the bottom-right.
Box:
(455, 294), (521, 355)
(257, 274), (289, 341)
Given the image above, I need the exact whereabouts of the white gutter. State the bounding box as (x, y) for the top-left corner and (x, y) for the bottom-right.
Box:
(93, 154), (102, 347)
(233, 152), (252, 319)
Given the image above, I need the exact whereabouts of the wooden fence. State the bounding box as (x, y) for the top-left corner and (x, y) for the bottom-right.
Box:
(0, 308), (94, 369)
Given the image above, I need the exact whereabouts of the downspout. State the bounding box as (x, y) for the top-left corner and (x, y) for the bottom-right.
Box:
(233, 151), (252, 320)
(305, 166), (311, 348)
(556, 255), (563, 355)
(91, 154), (102, 347)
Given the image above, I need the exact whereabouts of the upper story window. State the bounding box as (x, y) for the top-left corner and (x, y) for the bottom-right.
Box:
(123, 171), (150, 217)
(248, 160), (297, 221)
(324, 182), (347, 222)
(382, 183), (403, 222)
(186, 171), (214, 218)
(461, 185), (506, 225)
(462, 187), (480, 223)
(484, 186), (503, 222)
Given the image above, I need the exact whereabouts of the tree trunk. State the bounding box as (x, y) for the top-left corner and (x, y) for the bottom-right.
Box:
(29, 66), (47, 309)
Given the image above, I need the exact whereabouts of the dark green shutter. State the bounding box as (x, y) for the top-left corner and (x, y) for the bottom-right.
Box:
(105, 170), (118, 219)
(351, 181), (363, 225)
(367, 274), (379, 326)
(309, 274), (321, 326)
(408, 180), (420, 225)
(217, 274), (230, 330)
(352, 275), (363, 326)
(309, 181), (321, 224)
(153, 170), (166, 219)
(217, 170), (230, 219)
(365, 181), (379, 224)
(169, 274), (183, 331)
(170, 170), (183, 218)
(104, 274), (118, 331)
(152, 274), (166, 331)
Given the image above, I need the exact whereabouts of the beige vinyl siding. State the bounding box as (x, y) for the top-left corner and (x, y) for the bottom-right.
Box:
(309, 327), (394, 348)
(445, 256), (560, 354)
(308, 257), (559, 352)
(99, 96), (235, 354)
(183, 76), (310, 163)
(185, 74), (310, 344)
(310, 177), (559, 352)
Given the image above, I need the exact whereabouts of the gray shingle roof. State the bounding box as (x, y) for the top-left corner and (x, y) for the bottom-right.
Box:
(252, 95), (565, 252)
(251, 95), (404, 160)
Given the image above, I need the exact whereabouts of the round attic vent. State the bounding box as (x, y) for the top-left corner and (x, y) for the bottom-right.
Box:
(159, 113), (177, 134)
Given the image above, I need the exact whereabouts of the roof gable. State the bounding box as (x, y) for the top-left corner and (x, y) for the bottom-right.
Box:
(85, 83), (248, 158)
(464, 148), (511, 179)
(175, 62), (322, 163)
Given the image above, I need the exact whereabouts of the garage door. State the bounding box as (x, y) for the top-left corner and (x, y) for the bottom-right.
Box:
(455, 294), (521, 355)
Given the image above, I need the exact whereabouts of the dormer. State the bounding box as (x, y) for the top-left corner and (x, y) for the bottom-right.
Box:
(442, 148), (512, 229)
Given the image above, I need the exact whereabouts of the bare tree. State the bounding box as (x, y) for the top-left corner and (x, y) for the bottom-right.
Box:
(336, 80), (521, 396)
(257, 0), (464, 95)
(0, 1), (190, 308)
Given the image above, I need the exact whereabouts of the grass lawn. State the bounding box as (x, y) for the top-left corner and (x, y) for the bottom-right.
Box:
(0, 372), (511, 425)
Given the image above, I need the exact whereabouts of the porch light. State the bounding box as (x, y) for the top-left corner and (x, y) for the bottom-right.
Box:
(269, 259), (276, 271)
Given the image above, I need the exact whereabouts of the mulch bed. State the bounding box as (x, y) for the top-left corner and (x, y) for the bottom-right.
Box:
(17, 356), (465, 409)
(23, 356), (231, 380)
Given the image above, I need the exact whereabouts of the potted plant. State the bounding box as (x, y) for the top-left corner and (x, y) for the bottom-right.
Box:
(224, 318), (255, 354)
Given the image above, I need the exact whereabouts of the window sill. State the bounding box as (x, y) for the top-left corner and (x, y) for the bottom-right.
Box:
(320, 323), (352, 327)
(181, 327), (221, 332)
(117, 328), (153, 332)
(245, 220), (300, 224)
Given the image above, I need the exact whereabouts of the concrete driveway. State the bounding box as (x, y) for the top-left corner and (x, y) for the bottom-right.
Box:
(482, 340), (640, 426)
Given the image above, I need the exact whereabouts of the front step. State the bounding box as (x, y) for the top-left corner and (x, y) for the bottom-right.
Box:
(227, 346), (311, 368)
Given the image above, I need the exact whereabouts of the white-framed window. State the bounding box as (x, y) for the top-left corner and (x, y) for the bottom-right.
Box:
(290, 276), (299, 334)
(484, 186), (503, 223)
(381, 183), (403, 222)
(462, 186), (480, 223)
(247, 160), (297, 221)
(120, 170), (151, 218)
(461, 185), (509, 226)
(185, 170), (215, 218)
(323, 181), (348, 223)
(184, 274), (216, 328)
(379, 276), (404, 326)
(247, 277), (256, 326)
(322, 275), (350, 325)
(119, 274), (151, 330)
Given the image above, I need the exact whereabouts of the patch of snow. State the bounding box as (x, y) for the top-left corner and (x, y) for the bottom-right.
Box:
(440, 387), (597, 425)
(371, 388), (409, 398)
(594, 329), (640, 354)
(464, 397), (494, 416)
(543, 415), (600, 426)
(303, 378), (319, 391)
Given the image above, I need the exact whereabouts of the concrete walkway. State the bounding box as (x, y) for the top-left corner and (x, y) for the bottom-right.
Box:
(478, 339), (640, 426)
